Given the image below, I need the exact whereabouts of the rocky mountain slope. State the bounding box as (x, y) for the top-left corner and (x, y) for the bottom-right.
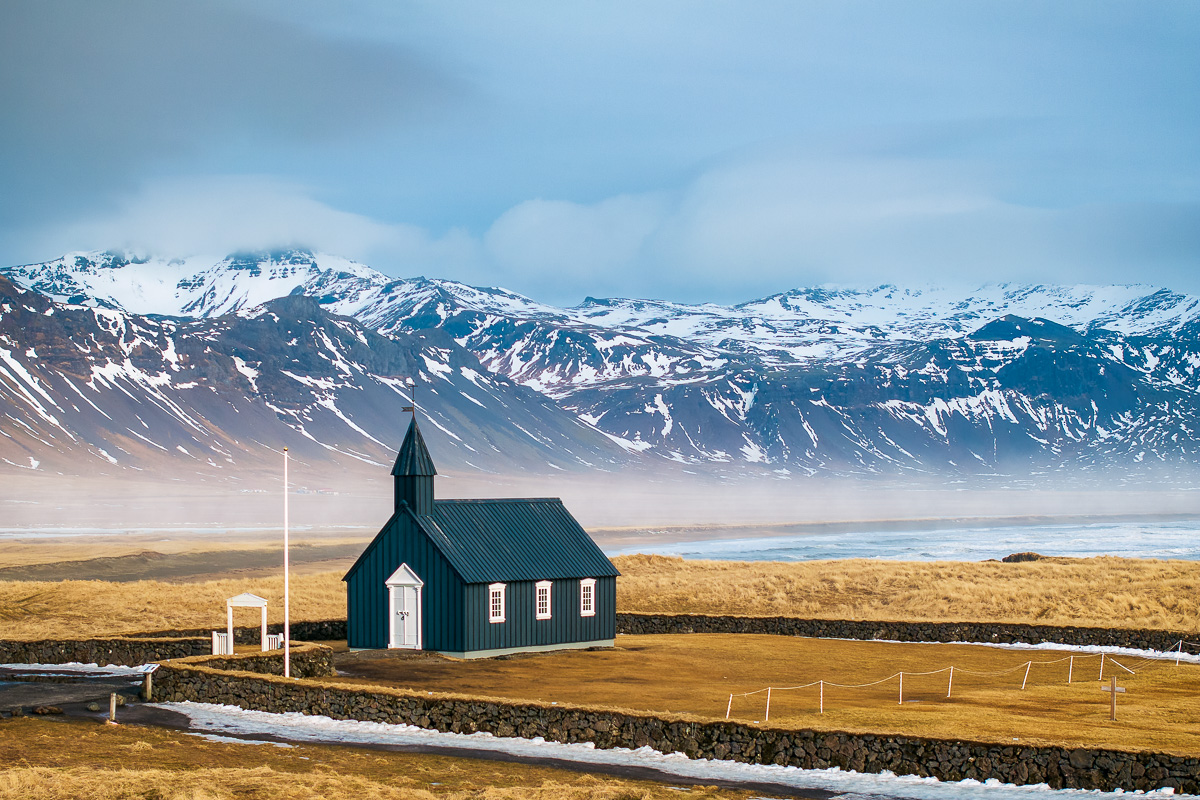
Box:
(4, 249), (1199, 480)
(0, 273), (626, 481)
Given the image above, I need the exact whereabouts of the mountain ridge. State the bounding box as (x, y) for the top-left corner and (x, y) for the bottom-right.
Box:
(3, 249), (1199, 481)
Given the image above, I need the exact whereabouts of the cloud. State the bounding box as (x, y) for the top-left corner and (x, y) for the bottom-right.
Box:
(483, 194), (669, 297)
(472, 147), (1200, 303)
(4, 3), (1197, 304)
(27, 147), (1200, 308)
(0, 0), (457, 232)
(41, 175), (482, 276)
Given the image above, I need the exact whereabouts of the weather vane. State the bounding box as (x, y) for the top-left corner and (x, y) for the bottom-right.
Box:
(402, 376), (417, 419)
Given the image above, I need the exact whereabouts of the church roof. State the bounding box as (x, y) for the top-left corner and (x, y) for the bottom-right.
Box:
(344, 496), (620, 585)
(414, 498), (620, 583)
(391, 417), (437, 477)
(346, 413), (617, 586)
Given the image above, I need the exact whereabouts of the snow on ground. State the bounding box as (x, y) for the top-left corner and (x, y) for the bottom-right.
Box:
(186, 732), (294, 748)
(162, 701), (1191, 799)
(958, 641), (1200, 665)
(0, 662), (153, 675)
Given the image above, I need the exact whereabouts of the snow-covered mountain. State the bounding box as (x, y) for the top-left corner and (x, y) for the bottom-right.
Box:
(0, 272), (627, 479)
(4, 248), (1200, 479)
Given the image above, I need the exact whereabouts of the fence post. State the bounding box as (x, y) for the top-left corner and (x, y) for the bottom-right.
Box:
(108, 693), (117, 724)
(142, 671), (152, 702)
(1177, 641), (1184, 667)
(726, 694), (733, 720)
(947, 666), (953, 698)
(765, 687), (771, 722)
(898, 673), (903, 705)
(1099, 654), (1105, 681)
(1021, 661), (1032, 690)
(1068, 655), (1073, 684)
(819, 681), (824, 714)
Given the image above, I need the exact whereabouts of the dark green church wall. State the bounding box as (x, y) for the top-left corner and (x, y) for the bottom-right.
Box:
(345, 519), (391, 650)
(460, 576), (615, 653)
(346, 510), (465, 651)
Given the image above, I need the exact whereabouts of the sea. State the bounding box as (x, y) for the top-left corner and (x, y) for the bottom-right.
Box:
(604, 518), (1200, 562)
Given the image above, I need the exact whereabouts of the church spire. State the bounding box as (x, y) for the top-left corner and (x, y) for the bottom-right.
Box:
(392, 416), (436, 514)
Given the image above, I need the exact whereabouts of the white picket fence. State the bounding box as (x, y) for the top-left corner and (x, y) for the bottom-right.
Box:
(210, 631), (233, 655)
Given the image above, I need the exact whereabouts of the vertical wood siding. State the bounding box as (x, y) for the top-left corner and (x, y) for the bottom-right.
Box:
(394, 475), (434, 516)
(346, 513), (464, 650)
(461, 576), (616, 652)
(348, 514), (616, 654)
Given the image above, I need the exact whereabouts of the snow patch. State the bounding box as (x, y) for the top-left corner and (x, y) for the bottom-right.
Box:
(159, 702), (1187, 800)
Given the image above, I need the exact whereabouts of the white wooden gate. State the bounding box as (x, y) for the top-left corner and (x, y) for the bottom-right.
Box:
(385, 563), (424, 650)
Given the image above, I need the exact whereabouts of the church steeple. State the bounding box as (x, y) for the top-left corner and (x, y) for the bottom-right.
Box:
(392, 416), (436, 515)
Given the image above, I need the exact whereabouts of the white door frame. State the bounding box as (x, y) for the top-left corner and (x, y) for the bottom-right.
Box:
(385, 563), (424, 650)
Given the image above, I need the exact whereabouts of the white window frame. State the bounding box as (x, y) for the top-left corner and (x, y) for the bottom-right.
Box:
(535, 580), (552, 620)
(488, 582), (506, 623)
(579, 578), (596, 617)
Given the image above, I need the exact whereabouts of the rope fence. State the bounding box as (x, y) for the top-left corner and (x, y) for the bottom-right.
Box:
(724, 640), (1195, 721)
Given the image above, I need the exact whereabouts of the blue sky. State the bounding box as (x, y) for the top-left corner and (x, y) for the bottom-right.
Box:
(2, 1), (1197, 304)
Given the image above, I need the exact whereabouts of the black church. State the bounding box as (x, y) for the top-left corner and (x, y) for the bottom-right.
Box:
(343, 417), (619, 657)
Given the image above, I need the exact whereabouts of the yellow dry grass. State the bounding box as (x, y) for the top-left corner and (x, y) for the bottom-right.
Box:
(0, 717), (749, 800)
(333, 634), (1200, 755)
(613, 555), (1200, 631)
(0, 574), (347, 640)
(3, 554), (1199, 640)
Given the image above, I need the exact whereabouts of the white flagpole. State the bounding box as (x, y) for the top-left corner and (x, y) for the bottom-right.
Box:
(283, 446), (291, 679)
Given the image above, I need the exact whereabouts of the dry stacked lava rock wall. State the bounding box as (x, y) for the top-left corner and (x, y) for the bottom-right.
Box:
(0, 637), (209, 666)
(152, 656), (1199, 794)
(615, 613), (1194, 652)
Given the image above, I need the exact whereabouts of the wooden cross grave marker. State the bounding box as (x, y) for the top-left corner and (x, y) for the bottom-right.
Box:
(1100, 675), (1126, 721)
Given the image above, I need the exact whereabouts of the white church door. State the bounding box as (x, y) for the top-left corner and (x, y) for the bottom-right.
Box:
(385, 564), (424, 650)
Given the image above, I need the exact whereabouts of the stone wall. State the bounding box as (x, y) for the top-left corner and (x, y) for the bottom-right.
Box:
(176, 641), (335, 679)
(616, 613), (1196, 652)
(132, 619), (347, 644)
(0, 637), (209, 666)
(153, 661), (1199, 794)
(0, 637), (334, 676)
(132, 614), (1197, 653)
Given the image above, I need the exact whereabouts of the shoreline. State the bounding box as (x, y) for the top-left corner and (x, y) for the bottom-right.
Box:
(589, 511), (1200, 548)
(1, 511), (1198, 580)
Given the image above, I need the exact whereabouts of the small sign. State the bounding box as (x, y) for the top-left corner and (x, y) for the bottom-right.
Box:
(1101, 676), (1125, 721)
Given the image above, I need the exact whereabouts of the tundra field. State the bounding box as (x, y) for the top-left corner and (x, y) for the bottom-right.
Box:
(331, 634), (1200, 755)
(0, 715), (753, 800)
(3, 552), (1200, 770)
(2, 554), (1199, 639)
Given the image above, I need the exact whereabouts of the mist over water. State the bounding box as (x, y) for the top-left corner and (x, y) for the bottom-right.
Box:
(605, 520), (1200, 562)
(6, 474), (1200, 568)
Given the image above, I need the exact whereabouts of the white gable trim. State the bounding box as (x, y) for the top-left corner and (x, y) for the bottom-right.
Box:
(387, 563), (423, 650)
(386, 563), (425, 587)
(226, 592), (268, 608)
(225, 593), (269, 653)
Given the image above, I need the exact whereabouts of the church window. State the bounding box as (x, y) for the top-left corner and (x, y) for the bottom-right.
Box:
(535, 581), (552, 620)
(489, 583), (506, 623)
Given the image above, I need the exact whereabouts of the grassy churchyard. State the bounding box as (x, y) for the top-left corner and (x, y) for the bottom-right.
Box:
(2, 553), (1199, 759)
(3, 554), (1199, 640)
(329, 633), (1200, 756)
